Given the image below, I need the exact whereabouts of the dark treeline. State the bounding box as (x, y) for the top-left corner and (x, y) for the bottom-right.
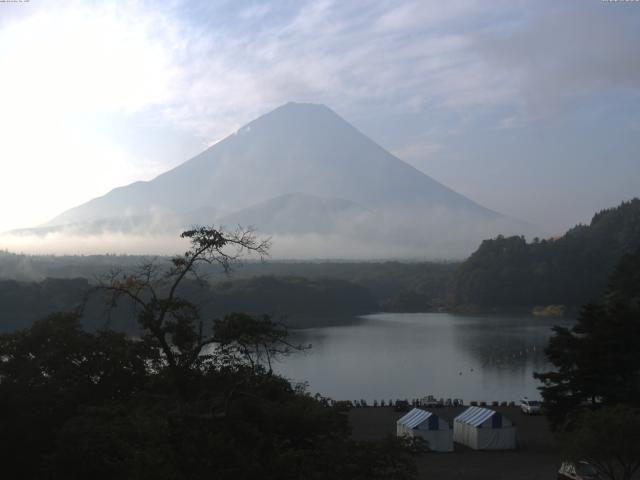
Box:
(0, 276), (376, 333)
(0, 250), (457, 290)
(0, 259), (458, 332)
(0, 277), (91, 332)
(209, 276), (375, 321)
(447, 199), (640, 310)
(534, 248), (640, 479)
(0, 250), (145, 281)
(536, 247), (640, 427)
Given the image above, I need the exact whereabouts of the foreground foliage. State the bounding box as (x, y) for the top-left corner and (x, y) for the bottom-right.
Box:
(561, 406), (640, 480)
(0, 226), (418, 479)
(0, 314), (418, 479)
(537, 249), (640, 479)
(535, 249), (640, 429)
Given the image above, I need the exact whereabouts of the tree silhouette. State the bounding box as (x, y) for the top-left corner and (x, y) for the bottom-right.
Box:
(98, 226), (269, 395)
(561, 406), (640, 480)
(535, 249), (640, 430)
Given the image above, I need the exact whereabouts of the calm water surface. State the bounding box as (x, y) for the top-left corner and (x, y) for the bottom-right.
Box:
(275, 313), (572, 403)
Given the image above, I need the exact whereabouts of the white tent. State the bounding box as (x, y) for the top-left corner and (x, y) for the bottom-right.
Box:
(396, 408), (453, 452)
(453, 406), (516, 450)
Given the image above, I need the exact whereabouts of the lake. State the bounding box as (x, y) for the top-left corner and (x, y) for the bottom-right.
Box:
(275, 313), (572, 403)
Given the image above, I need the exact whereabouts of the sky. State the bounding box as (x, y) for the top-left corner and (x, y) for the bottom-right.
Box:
(0, 0), (639, 236)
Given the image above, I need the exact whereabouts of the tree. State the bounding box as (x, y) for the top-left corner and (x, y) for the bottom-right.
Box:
(98, 226), (270, 396)
(447, 199), (640, 309)
(213, 312), (307, 374)
(534, 250), (640, 429)
(561, 406), (640, 480)
(0, 312), (153, 479)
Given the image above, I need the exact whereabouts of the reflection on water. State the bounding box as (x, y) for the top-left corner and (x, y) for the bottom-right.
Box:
(274, 313), (572, 403)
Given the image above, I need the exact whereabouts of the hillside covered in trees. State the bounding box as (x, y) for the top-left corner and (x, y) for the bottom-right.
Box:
(0, 276), (380, 334)
(447, 199), (640, 310)
(0, 255), (458, 332)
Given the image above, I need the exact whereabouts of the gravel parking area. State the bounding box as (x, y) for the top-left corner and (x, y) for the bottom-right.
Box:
(349, 406), (561, 480)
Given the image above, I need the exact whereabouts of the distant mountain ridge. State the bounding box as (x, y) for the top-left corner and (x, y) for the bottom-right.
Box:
(20, 102), (525, 258)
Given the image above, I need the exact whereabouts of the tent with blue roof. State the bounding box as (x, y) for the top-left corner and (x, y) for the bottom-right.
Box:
(453, 406), (516, 450)
(396, 408), (453, 452)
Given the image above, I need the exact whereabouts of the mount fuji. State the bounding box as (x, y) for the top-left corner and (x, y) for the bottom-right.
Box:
(23, 103), (527, 258)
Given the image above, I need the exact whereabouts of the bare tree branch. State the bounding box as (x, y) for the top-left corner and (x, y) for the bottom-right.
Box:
(93, 225), (271, 398)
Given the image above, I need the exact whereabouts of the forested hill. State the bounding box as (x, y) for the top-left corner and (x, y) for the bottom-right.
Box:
(0, 254), (458, 330)
(0, 276), (379, 333)
(447, 199), (640, 310)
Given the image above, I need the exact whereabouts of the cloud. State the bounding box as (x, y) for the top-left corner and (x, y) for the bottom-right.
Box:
(238, 3), (272, 21)
(158, 0), (640, 139)
(497, 116), (522, 130)
(373, 0), (484, 32)
(1, 199), (531, 260)
(138, 0), (521, 138)
(0, 231), (189, 256)
(392, 138), (445, 163)
(6, 1), (637, 142)
(475, 4), (640, 117)
(1, 0), (638, 235)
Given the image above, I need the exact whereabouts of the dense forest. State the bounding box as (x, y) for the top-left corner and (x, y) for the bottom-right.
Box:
(447, 199), (640, 310)
(0, 257), (457, 332)
(0, 276), (377, 333)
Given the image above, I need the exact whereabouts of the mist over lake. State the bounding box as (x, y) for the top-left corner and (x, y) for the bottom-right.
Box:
(277, 313), (571, 403)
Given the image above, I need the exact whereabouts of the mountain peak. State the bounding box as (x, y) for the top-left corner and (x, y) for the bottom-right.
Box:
(278, 101), (332, 112)
(244, 101), (341, 131)
(39, 102), (525, 258)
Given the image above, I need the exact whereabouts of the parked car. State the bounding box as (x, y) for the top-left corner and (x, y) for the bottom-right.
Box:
(520, 397), (541, 415)
(558, 461), (600, 480)
(421, 395), (439, 408)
